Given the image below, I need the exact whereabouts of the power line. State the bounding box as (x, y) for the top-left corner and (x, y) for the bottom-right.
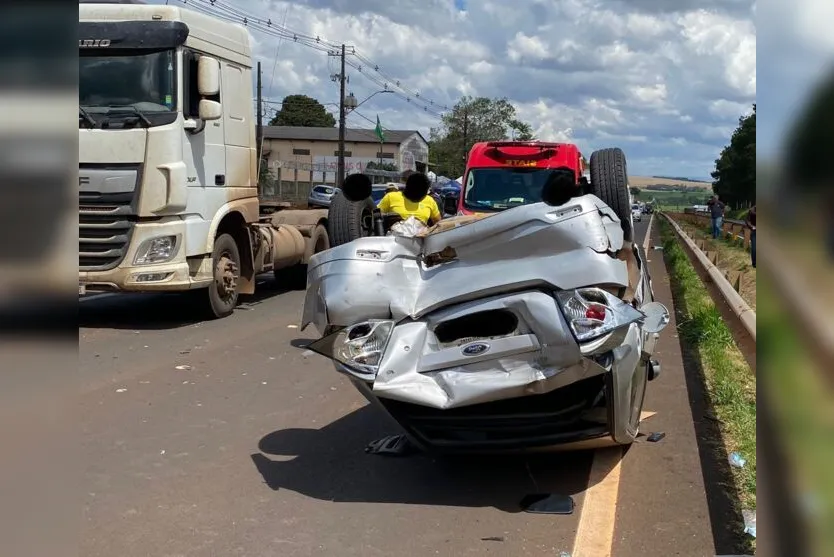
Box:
(172, 0), (447, 118)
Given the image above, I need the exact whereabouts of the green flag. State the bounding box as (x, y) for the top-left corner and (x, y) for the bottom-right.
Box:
(374, 115), (385, 143)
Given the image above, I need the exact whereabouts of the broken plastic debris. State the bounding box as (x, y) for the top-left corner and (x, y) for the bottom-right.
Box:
(520, 493), (575, 514)
(742, 509), (756, 538)
(262, 381), (268, 385)
(728, 452), (746, 468)
(115, 388), (127, 393)
(647, 431), (666, 442)
(302, 350), (315, 358)
(287, 324), (298, 329)
(175, 365), (193, 371)
(365, 434), (416, 456)
(160, 450), (166, 455)
(652, 245), (663, 250)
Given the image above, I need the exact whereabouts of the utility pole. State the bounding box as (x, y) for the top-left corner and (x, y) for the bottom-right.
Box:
(461, 109), (469, 172)
(337, 44), (347, 187)
(256, 61), (263, 194)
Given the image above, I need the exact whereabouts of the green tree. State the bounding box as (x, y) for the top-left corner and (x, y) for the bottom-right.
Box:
(630, 187), (641, 197)
(710, 104), (755, 208)
(269, 94), (336, 127)
(428, 96), (535, 177)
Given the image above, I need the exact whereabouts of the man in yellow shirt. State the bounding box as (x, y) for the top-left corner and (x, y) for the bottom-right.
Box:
(377, 171), (442, 226)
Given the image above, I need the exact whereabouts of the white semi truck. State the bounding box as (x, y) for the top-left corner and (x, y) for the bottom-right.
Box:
(79, 2), (329, 318)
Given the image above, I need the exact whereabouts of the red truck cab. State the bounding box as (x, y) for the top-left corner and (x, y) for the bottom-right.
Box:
(457, 141), (586, 215)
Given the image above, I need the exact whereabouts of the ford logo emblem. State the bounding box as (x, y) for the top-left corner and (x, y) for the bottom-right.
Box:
(461, 342), (490, 356)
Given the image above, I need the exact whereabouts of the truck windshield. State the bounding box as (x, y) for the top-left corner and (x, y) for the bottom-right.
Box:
(463, 167), (553, 211)
(79, 50), (176, 126)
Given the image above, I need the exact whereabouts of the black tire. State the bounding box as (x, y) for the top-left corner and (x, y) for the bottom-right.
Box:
(274, 223), (329, 290)
(206, 233), (240, 319)
(589, 147), (633, 242)
(328, 191), (375, 246)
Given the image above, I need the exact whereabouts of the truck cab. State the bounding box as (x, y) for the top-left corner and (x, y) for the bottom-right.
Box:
(457, 141), (586, 215)
(79, 3), (259, 295)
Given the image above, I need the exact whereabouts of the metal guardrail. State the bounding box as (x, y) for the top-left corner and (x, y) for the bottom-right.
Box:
(661, 213), (756, 342)
(679, 210), (751, 248)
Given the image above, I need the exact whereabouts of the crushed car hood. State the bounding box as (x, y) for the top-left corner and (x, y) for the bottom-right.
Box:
(302, 195), (629, 334)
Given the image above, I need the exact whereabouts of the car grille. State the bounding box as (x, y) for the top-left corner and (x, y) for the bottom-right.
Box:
(79, 165), (139, 271)
(378, 374), (609, 451)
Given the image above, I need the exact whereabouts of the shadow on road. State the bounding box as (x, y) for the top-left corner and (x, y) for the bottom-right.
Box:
(251, 406), (598, 513)
(663, 249), (752, 556)
(79, 273), (294, 331)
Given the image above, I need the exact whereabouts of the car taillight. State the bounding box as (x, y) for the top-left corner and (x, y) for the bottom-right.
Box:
(556, 288), (645, 342)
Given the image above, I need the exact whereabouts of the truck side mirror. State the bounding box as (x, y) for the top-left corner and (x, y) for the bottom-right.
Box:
(197, 56), (220, 96)
(198, 99), (222, 121)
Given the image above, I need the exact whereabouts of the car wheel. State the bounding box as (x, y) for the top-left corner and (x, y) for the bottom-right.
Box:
(328, 192), (375, 247)
(589, 147), (633, 242)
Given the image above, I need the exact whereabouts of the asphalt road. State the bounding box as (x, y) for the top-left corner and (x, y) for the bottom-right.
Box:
(80, 217), (740, 557)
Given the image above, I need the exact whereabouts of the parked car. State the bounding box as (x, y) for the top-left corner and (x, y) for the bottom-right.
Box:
(632, 203), (642, 222)
(308, 185), (339, 208)
(370, 185), (391, 204)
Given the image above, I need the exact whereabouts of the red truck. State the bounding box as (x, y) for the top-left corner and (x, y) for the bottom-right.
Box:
(455, 141), (634, 241)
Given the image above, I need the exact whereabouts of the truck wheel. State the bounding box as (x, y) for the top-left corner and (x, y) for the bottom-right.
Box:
(274, 223), (329, 290)
(328, 192), (375, 247)
(589, 147), (633, 242)
(207, 233), (240, 318)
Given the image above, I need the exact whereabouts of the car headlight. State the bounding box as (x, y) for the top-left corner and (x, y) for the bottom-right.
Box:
(133, 235), (180, 265)
(303, 319), (395, 379)
(556, 287), (645, 343)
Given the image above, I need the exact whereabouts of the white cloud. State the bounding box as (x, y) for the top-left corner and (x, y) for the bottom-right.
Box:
(153, 0), (756, 178)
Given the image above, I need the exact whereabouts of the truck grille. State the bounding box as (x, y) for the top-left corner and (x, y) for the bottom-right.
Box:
(79, 165), (139, 271)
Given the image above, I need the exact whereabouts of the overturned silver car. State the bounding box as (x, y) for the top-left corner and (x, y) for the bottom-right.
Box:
(301, 158), (669, 454)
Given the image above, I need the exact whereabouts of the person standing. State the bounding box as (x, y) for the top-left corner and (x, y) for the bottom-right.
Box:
(707, 195), (726, 239)
(745, 205), (756, 268)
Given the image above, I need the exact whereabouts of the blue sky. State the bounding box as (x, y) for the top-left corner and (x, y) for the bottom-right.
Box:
(156, 0), (756, 180)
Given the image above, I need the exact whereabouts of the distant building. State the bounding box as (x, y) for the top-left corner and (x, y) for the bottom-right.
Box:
(260, 126), (429, 198)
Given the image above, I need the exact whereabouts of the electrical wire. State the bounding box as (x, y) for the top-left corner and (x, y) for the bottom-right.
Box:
(172, 0), (447, 118)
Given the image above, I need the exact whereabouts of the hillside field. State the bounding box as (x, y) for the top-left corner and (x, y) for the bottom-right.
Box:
(629, 175), (713, 190)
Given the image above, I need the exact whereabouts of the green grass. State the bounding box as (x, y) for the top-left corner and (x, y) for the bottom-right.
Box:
(660, 219), (757, 514)
(758, 274), (834, 556)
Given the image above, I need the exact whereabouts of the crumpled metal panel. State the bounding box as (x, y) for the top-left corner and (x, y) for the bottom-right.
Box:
(302, 195), (628, 334)
(369, 290), (604, 409)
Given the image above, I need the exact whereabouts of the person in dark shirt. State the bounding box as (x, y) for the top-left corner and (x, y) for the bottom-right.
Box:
(745, 205), (756, 268)
(707, 195), (726, 239)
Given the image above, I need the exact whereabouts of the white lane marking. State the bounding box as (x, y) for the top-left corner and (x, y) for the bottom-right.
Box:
(572, 446), (625, 557)
(643, 213), (655, 254)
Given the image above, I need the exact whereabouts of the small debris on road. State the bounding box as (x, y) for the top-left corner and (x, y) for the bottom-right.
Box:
(115, 388), (127, 393)
(519, 493), (574, 515)
(480, 536), (504, 542)
(262, 381), (268, 385)
(728, 452), (746, 468)
(742, 509), (756, 537)
(330, 387), (337, 391)
(365, 434), (416, 456)
(302, 350), (315, 358)
(160, 450), (166, 455)
(287, 324), (298, 329)
(647, 431), (666, 443)
(175, 365), (193, 371)
(179, 350), (191, 355)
